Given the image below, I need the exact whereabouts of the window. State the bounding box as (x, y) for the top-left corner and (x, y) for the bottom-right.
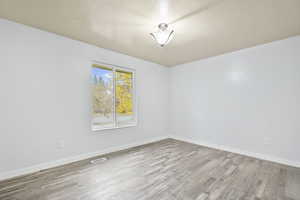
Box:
(91, 63), (136, 131)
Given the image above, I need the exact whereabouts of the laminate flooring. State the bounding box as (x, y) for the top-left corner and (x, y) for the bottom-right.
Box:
(0, 139), (299, 200)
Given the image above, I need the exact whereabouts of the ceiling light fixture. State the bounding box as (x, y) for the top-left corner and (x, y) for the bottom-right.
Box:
(150, 23), (174, 47)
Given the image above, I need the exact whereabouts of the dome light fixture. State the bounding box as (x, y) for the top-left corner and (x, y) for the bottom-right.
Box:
(150, 23), (174, 47)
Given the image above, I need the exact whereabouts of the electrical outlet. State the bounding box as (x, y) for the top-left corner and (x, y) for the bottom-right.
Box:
(57, 140), (65, 149)
(263, 137), (271, 145)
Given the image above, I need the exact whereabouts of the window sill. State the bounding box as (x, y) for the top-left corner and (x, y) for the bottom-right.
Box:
(92, 123), (137, 132)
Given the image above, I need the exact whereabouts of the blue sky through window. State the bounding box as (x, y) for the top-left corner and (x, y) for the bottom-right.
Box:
(92, 67), (112, 84)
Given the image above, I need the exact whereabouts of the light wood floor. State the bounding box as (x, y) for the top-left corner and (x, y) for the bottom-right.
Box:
(0, 139), (300, 200)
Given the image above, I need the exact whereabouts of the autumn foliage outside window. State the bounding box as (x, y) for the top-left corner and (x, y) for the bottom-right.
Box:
(92, 64), (136, 130)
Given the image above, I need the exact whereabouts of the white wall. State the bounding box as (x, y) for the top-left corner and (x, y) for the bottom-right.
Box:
(0, 19), (169, 177)
(1, 18), (300, 180)
(170, 36), (300, 166)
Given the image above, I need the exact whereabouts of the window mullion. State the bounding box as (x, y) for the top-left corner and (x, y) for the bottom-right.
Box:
(113, 67), (117, 128)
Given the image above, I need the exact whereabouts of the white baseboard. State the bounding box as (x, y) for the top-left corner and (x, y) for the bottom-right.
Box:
(171, 135), (300, 168)
(0, 135), (170, 181)
(1, 134), (299, 181)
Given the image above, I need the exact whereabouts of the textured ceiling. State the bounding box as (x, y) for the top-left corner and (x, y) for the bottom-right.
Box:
(0, 0), (299, 66)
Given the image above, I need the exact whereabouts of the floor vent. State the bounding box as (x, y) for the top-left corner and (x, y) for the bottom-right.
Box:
(90, 157), (108, 164)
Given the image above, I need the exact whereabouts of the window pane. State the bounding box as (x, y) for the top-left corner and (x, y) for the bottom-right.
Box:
(92, 65), (114, 130)
(115, 70), (135, 126)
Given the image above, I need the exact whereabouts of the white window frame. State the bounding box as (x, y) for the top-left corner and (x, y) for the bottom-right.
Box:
(91, 61), (137, 131)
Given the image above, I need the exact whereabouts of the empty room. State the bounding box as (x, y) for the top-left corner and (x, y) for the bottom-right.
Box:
(0, 0), (300, 199)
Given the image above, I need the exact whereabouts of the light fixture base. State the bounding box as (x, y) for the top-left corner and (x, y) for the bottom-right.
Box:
(158, 23), (168, 31)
